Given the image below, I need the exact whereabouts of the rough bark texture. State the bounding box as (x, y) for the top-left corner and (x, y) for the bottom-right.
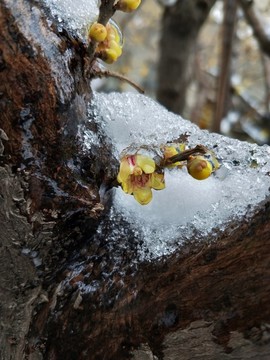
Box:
(0, 0), (102, 358)
(157, 0), (216, 115)
(1, 1), (270, 360)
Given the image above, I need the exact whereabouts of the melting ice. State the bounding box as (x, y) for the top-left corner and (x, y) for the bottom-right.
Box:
(83, 92), (270, 260)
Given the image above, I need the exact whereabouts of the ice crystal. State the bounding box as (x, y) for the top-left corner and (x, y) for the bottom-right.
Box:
(84, 92), (270, 260)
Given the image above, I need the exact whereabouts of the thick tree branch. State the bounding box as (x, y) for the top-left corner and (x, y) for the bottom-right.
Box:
(2, 2), (270, 360)
(239, 0), (270, 57)
(157, 0), (217, 114)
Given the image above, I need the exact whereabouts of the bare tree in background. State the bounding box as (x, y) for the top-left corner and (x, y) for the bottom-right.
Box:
(157, 0), (216, 115)
(157, 0), (270, 135)
(212, 0), (238, 133)
(214, 0), (270, 133)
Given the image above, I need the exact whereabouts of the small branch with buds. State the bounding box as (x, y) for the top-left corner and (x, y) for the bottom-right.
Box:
(165, 145), (208, 166)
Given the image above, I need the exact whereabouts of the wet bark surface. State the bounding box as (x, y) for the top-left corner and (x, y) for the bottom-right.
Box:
(30, 199), (270, 360)
(1, 1), (270, 360)
(0, 0), (101, 358)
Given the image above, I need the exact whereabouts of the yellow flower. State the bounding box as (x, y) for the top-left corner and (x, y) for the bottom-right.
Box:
(95, 20), (123, 64)
(150, 173), (165, 190)
(117, 154), (165, 205)
(117, 154), (155, 183)
(162, 143), (185, 168)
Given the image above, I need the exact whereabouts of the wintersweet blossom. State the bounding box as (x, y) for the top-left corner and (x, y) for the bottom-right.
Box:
(162, 143), (185, 167)
(117, 154), (165, 205)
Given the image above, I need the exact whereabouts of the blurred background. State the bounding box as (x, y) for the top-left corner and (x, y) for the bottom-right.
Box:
(94, 0), (270, 144)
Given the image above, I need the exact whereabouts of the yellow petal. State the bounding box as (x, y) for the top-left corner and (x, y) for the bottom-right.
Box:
(88, 22), (108, 42)
(104, 48), (118, 63)
(133, 187), (152, 205)
(117, 157), (132, 183)
(133, 166), (143, 176)
(163, 143), (185, 159)
(163, 144), (186, 168)
(163, 146), (178, 160)
(179, 143), (186, 152)
(151, 173), (165, 190)
(122, 179), (134, 194)
(107, 21), (123, 45)
(109, 40), (122, 57)
(121, 180), (128, 193)
(136, 155), (155, 174)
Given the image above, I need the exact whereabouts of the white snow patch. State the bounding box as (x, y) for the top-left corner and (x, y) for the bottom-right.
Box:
(82, 92), (270, 260)
(44, 0), (99, 40)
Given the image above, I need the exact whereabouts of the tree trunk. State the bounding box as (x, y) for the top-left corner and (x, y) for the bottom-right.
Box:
(1, 1), (270, 360)
(213, 0), (238, 133)
(0, 0), (102, 358)
(156, 0), (216, 115)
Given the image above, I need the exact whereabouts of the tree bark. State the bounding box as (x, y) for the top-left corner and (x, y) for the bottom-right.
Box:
(156, 0), (216, 115)
(1, 1), (270, 360)
(0, 0), (102, 358)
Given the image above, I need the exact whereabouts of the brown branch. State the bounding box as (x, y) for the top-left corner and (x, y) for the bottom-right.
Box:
(93, 68), (145, 94)
(165, 145), (208, 165)
(239, 0), (270, 57)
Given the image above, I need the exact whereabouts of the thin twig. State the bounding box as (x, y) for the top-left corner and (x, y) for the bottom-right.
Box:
(261, 54), (270, 113)
(239, 0), (270, 57)
(204, 69), (263, 118)
(93, 68), (144, 93)
(165, 145), (208, 165)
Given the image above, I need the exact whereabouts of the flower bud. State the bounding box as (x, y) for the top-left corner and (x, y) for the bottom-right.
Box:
(88, 22), (107, 42)
(117, 0), (141, 12)
(103, 49), (119, 63)
(187, 155), (212, 180)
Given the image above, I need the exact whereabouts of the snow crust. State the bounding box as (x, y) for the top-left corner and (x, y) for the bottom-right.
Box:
(81, 92), (270, 261)
(44, 0), (99, 40)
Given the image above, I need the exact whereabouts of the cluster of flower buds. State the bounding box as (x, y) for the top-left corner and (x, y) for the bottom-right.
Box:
(88, 0), (141, 64)
(88, 20), (123, 64)
(117, 144), (220, 205)
(162, 143), (186, 168)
